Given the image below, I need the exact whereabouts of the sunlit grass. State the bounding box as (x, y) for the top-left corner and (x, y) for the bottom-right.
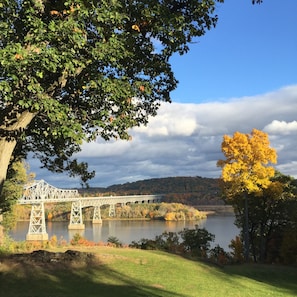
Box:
(0, 247), (296, 297)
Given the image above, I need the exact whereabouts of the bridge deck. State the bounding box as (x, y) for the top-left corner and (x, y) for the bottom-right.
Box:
(19, 180), (161, 205)
(18, 194), (162, 205)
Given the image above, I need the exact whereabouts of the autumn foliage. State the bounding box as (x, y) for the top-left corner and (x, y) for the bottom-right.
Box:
(217, 129), (277, 195)
(114, 203), (205, 221)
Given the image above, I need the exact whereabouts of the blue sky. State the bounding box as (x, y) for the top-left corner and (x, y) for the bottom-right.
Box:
(30, 0), (297, 188)
(170, 0), (297, 103)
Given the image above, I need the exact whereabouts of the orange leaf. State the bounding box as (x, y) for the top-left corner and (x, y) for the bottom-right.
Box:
(14, 53), (23, 60)
(132, 24), (140, 32)
(50, 10), (60, 15)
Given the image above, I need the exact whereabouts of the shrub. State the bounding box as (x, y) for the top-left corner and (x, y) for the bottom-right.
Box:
(130, 238), (158, 250)
(49, 235), (58, 247)
(280, 228), (297, 265)
(70, 233), (83, 246)
(154, 231), (180, 252)
(179, 227), (214, 257)
(209, 245), (230, 265)
(164, 212), (176, 221)
(229, 236), (244, 263)
(107, 236), (122, 247)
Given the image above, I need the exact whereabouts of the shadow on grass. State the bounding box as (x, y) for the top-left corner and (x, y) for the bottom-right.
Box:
(0, 255), (185, 297)
(155, 248), (297, 296)
(215, 263), (297, 296)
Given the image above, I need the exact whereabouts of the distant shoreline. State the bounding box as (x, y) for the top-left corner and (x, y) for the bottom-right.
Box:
(195, 205), (234, 216)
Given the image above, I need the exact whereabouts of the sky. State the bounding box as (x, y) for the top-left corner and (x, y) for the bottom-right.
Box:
(29, 0), (297, 188)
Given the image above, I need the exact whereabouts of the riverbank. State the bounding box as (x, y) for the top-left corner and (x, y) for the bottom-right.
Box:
(195, 205), (234, 216)
(1, 246), (296, 297)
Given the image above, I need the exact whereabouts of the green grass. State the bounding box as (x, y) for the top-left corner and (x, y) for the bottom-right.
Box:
(0, 247), (296, 297)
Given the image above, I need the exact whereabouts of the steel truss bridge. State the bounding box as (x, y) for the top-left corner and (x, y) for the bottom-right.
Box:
(18, 180), (162, 241)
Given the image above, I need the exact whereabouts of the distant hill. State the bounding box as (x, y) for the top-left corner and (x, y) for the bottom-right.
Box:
(80, 176), (224, 205)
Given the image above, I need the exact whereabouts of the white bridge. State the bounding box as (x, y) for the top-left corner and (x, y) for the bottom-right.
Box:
(18, 180), (162, 241)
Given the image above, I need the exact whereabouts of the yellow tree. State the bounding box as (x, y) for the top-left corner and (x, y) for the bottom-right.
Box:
(217, 129), (277, 261)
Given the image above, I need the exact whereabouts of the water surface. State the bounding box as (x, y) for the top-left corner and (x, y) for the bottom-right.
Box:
(10, 215), (239, 250)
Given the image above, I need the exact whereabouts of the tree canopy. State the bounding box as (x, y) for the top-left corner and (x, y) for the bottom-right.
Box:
(0, 0), (264, 193)
(0, 0), (225, 191)
(217, 129), (277, 195)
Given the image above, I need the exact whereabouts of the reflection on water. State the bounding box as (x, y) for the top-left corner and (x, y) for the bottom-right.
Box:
(10, 216), (239, 250)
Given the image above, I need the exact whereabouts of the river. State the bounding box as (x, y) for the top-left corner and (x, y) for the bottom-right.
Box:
(9, 215), (239, 251)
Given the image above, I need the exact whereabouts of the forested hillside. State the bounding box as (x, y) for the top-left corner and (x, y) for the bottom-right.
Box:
(80, 176), (223, 205)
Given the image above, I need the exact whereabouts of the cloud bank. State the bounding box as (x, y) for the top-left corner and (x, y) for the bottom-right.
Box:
(30, 85), (297, 188)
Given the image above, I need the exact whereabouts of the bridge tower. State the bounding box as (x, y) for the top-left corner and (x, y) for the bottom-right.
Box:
(109, 204), (116, 217)
(19, 180), (81, 240)
(92, 206), (102, 224)
(68, 201), (85, 230)
(26, 202), (48, 241)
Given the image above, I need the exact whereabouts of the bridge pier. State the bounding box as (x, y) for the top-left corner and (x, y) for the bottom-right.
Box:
(109, 204), (115, 217)
(92, 206), (102, 224)
(26, 203), (49, 241)
(68, 201), (85, 230)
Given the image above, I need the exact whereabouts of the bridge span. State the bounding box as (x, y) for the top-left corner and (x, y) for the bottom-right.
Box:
(18, 180), (162, 241)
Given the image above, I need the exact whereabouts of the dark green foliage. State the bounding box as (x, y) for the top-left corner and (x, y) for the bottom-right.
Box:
(228, 236), (244, 263)
(0, 0), (223, 190)
(130, 226), (215, 258)
(0, 161), (27, 215)
(154, 231), (180, 252)
(107, 236), (122, 247)
(130, 238), (159, 250)
(179, 227), (214, 256)
(209, 245), (230, 265)
(223, 172), (297, 264)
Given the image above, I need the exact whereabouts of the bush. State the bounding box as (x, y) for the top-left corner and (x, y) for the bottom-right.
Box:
(107, 236), (122, 247)
(229, 236), (244, 263)
(280, 228), (297, 265)
(130, 238), (158, 250)
(179, 227), (214, 257)
(70, 233), (83, 246)
(49, 235), (58, 248)
(154, 231), (180, 252)
(209, 245), (230, 265)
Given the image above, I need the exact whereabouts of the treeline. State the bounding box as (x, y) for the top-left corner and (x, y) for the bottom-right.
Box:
(79, 176), (223, 205)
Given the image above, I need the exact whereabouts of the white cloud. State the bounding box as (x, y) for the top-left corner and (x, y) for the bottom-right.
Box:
(77, 139), (132, 158)
(135, 103), (199, 137)
(30, 85), (297, 188)
(264, 120), (297, 135)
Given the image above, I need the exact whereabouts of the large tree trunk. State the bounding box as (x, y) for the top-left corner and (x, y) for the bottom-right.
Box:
(0, 139), (17, 195)
(0, 110), (36, 195)
(243, 192), (250, 262)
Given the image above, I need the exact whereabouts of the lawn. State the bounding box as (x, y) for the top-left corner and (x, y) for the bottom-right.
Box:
(0, 247), (296, 297)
